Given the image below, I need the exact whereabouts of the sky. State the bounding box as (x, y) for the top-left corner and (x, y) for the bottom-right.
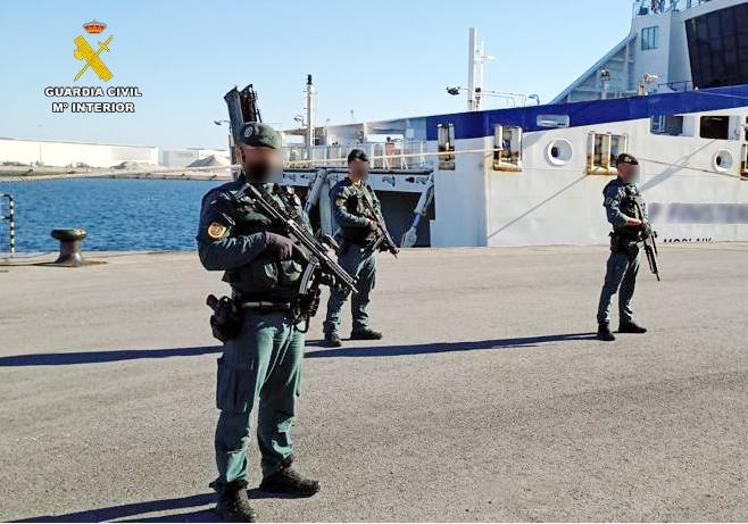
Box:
(0, 0), (634, 150)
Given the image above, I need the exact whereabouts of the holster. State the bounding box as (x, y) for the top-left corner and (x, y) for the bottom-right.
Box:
(206, 294), (244, 342)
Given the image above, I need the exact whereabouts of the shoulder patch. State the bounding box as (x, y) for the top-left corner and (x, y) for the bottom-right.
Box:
(207, 222), (228, 240)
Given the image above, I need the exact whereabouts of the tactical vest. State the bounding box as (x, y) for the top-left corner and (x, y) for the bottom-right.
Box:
(223, 186), (306, 301)
(617, 183), (647, 239)
(340, 185), (378, 245)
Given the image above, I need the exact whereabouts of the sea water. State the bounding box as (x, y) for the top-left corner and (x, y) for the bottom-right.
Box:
(0, 178), (223, 253)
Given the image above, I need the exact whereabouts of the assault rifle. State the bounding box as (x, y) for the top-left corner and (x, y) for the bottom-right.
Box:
(641, 224), (660, 281)
(361, 191), (399, 258)
(238, 181), (357, 293)
(214, 182), (358, 331)
(634, 201), (660, 281)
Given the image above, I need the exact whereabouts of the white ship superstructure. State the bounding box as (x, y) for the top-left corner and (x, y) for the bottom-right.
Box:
(280, 0), (748, 247)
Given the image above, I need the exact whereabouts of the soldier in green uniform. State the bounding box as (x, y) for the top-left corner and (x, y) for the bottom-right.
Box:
(197, 123), (319, 522)
(596, 153), (650, 341)
(323, 149), (385, 347)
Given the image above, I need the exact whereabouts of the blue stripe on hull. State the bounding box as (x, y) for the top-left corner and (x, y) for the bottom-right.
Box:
(425, 84), (748, 140)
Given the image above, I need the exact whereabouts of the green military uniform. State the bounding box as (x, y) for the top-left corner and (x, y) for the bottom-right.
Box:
(323, 177), (383, 337)
(197, 175), (311, 494)
(596, 176), (648, 326)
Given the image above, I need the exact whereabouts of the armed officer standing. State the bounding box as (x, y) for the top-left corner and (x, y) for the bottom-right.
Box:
(596, 153), (651, 342)
(197, 123), (319, 522)
(323, 149), (389, 347)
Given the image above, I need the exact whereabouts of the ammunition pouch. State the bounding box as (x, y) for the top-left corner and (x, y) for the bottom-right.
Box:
(206, 294), (244, 342)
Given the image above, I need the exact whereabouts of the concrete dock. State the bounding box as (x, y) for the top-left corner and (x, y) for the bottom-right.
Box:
(1, 244), (746, 522)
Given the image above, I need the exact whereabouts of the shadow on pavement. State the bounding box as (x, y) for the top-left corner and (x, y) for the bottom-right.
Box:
(14, 489), (294, 522)
(0, 346), (221, 367)
(13, 493), (216, 523)
(0, 333), (597, 367)
(305, 332), (598, 358)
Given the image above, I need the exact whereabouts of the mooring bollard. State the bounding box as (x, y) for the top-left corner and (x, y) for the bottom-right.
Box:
(50, 228), (87, 267)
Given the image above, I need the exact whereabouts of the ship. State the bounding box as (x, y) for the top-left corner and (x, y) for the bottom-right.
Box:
(272, 0), (748, 248)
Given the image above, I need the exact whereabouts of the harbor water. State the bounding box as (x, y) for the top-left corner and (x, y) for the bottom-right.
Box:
(0, 178), (223, 253)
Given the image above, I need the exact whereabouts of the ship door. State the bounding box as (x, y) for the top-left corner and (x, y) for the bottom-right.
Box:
(587, 132), (627, 175)
(493, 125), (523, 172)
(437, 123), (456, 170)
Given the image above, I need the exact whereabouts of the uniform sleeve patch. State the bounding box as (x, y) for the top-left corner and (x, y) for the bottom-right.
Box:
(207, 222), (228, 240)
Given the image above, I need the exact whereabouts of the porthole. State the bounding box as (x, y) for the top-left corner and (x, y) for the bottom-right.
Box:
(546, 139), (573, 166)
(713, 149), (733, 172)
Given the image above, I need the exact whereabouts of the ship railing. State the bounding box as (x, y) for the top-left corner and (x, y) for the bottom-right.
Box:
(632, 0), (709, 17)
(655, 80), (694, 93)
(282, 140), (432, 170)
(1, 193), (16, 258)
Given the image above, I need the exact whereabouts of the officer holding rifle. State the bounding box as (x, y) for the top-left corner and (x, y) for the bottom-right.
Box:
(197, 122), (356, 522)
(323, 149), (398, 347)
(596, 153), (659, 342)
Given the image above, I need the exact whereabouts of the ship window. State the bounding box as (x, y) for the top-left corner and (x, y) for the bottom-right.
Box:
(714, 149), (734, 172)
(609, 135), (626, 166)
(493, 125), (522, 172)
(546, 139), (573, 166)
(588, 132), (627, 175)
(437, 123), (455, 170)
(536, 114), (570, 129)
(642, 26), (659, 51)
(686, 3), (748, 89)
(700, 116), (730, 139)
(651, 115), (685, 136)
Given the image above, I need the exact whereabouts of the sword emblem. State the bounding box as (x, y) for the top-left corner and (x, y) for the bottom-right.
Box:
(73, 35), (113, 82)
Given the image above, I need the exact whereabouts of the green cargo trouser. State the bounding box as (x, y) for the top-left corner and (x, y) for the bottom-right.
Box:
(596, 246), (641, 325)
(212, 310), (304, 493)
(323, 244), (376, 335)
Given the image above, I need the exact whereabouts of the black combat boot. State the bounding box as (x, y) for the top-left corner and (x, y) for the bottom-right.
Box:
(324, 333), (342, 348)
(260, 462), (320, 498)
(350, 328), (383, 340)
(215, 480), (256, 522)
(596, 323), (616, 341)
(619, 321), (647, 334)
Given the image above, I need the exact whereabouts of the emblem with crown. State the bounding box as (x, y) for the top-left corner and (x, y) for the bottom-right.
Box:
(83, 20), (106, 34)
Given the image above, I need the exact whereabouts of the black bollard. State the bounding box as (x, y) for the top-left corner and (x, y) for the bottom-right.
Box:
(50, 229), (87, 267)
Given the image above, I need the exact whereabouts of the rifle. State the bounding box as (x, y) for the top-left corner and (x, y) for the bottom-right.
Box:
(634, 200), (660, 281)
(216, 182), (358, 332)
(237, 181), (357, 294)
(361, 190), (399, 257)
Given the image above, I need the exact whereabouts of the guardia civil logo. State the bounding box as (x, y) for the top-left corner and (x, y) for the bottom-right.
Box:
(43, 19), (141, 113)
(73, 19), (113, 82)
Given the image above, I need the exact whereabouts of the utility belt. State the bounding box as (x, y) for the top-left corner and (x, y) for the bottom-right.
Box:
(609, 231), (642, 258)
(232, 291), (294, 312)
(206, 292), (296, 343)
(339, 236), (378, 257)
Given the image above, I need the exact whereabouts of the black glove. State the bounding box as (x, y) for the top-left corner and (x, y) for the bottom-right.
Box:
(264, 232), (295, 260)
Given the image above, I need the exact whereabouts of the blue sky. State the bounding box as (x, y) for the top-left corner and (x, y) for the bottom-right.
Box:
(0, 0), (633, 150)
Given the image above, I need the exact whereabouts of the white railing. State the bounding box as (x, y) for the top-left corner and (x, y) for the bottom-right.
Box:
(283, 140), (431, 170)
(633, 0), (709, 17)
